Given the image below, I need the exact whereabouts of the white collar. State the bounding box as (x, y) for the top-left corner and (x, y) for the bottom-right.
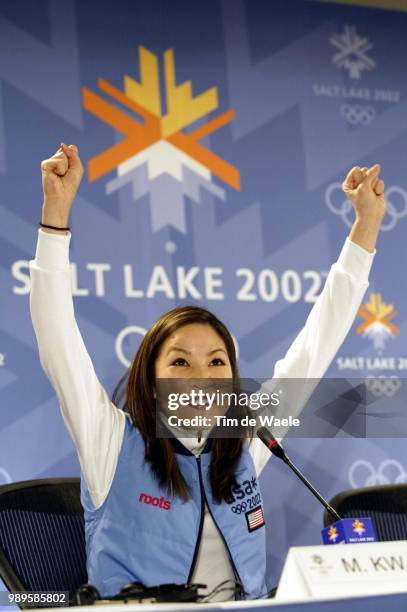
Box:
(158, 413), (209, 456)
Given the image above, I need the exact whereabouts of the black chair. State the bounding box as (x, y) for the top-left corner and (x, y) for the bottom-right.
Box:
(323, 483), (407, 541)
(0, 478), (87, 607)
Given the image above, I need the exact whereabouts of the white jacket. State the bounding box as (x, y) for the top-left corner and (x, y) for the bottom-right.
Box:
(29, 228), (374, 599)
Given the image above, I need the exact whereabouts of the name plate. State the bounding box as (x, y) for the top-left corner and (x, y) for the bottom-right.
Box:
(276, 541), (407, 601)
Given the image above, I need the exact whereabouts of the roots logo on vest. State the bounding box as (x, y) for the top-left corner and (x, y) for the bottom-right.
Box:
(139, 492), (171, 510)
(82, 46), (240, 233)
(356, 292), (400, 351)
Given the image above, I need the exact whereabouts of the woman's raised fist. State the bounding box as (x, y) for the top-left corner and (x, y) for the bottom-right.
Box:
(342, 164), (386, 223)
(40, 143), (84, 230)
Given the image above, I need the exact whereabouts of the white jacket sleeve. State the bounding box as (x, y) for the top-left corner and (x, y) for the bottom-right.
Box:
(250, 237), (375, 474)
(272, 237), (374, 380)
(29, 228), (125, 509)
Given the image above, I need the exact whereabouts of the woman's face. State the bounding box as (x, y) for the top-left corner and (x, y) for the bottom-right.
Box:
(154, 323), (234, 426)
(155, 322), (233, 379)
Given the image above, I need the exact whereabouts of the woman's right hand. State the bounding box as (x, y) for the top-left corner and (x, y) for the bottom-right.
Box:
(40, 143), (84, 233)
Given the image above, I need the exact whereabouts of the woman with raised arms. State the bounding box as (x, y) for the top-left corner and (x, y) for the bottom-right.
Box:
(30, 143), (386, 600)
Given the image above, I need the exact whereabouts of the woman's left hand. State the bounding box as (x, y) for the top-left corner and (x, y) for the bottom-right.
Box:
(343, 164), (386, 252)
(342, 164), (386, 223)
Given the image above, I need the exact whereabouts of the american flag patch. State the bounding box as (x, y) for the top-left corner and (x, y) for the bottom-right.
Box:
(245, 505), (265, 532)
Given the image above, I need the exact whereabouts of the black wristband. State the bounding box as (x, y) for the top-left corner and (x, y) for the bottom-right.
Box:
(39, 222), (71, 232)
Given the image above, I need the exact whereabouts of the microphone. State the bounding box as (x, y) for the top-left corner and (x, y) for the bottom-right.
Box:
(256, 427), (341, 522)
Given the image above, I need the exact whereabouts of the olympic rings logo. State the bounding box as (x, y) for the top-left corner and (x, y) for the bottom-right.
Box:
(349, 459), (407, 488)
(340, 104), (376, 125)
(115, 325), (148, 368)
(326, 184), (407, 231)
(365, 375), (401, 398)
(0, 467), (12, 485)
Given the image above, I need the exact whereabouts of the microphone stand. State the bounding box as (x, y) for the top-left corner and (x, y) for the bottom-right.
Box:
(280, 453), (341, 522)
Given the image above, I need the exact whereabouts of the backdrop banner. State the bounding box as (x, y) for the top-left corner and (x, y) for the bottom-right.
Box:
(1, 0), (406, 589)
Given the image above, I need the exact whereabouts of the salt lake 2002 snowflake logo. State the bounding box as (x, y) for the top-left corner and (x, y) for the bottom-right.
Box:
(82, 46), (240, 233)
(330, 25), (376, 80)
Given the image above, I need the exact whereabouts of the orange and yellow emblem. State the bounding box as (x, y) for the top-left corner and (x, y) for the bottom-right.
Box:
(82, 46), (239, 187)
(328, 526), (339, 542)
(357, 293), (400, 350)
(81, 46), (240, 232)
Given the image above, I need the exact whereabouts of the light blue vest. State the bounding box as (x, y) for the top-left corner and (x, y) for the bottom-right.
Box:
(80, 413), (268, 599)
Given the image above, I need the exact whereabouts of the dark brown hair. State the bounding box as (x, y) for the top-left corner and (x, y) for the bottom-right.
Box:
(112, 305), (244, 503)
